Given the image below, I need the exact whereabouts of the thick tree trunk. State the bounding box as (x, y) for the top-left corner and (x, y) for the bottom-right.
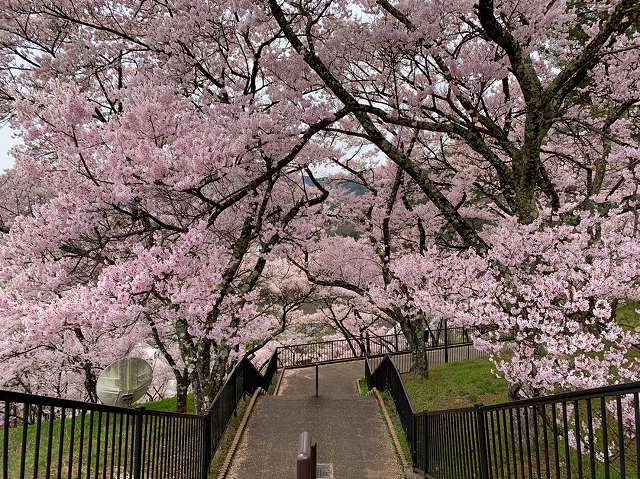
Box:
(508, 383), (521, 401)
(411, 338), (429, 380)
(83, 362), (98, 403)
(399, 318), (428, 379)
(192, 346), (230, 415)
(175, 375), (190, 413)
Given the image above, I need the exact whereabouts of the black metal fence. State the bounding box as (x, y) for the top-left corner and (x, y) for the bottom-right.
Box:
(1, 350), (279, 479)
(202, 352), (278, 471)
(365, 355), (418, 460)
(277, 327), (471, 369)
(479, 382), (640, 479)
(367, 353), (640, 479)
(366, 343), (487, 374)
(0, 389), (205, 479)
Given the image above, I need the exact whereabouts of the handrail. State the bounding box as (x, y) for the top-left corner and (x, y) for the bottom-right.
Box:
(204, 355), (250, 416)
(484, 379), (640, 410)
(417, 405), (475, 417)
(0, 389), (135, 414)
(278, 327), (473, 369)
(143, 408), (204, 419)
(379, 355), (417, 414)
(276, 327), (469, 350)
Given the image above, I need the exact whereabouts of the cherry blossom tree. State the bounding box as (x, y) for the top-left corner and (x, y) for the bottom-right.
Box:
(286, 162), (448, 377)
(0, 0), (344, 411)
(269, 0), (640, 391)
(0, 0), (638, 403)
(268, 0), (639, 234)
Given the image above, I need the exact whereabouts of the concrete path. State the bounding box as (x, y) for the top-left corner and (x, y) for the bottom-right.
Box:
(226, 361), (404, 478)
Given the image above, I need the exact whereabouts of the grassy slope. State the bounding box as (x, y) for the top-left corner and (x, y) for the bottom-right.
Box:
(403, 358), (509, 412)
(143, 394), (196, 413)
(375, 359), (630, 479)
(374, 359), (508, 472)
(393, 350), (638, 479)
(379, 391), (412, 465)
(617, 301), (640, 330)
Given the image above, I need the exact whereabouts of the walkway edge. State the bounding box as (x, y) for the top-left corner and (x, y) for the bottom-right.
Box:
(371, 387), (413, 477)
(274, 367), (286, 396)
(217, 387), (264, 479)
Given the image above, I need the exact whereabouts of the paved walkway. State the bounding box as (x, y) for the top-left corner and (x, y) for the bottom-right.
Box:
(227, 361), (405, 478)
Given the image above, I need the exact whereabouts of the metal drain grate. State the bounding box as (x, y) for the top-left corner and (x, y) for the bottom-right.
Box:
(316, 463), (334, 479)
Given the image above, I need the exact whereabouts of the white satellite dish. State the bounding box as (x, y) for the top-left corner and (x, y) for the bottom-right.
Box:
(97, 357), (153, 407)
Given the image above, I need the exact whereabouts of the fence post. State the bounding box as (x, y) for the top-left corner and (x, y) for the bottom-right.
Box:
(394, 328), (399, 351)
(444, 320), (449, 364)
(202, 412), (212, 477)
(424, 415), (429, 474)
(297, 432), (317, 479)
(132, 408), (144, 479)
(475, 404), (490, 479)
(412, 414), (417, 465)
(233, 364), (239, 416)
(365, 330), (371, 355)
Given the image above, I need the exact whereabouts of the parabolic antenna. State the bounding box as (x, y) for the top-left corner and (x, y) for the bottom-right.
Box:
(97, 357), (153, 407)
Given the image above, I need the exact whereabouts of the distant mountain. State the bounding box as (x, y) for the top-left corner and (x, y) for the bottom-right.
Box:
(303, 176), (369, 197)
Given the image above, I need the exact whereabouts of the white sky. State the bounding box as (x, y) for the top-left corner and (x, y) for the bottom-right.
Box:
(0, 125), (18, 172)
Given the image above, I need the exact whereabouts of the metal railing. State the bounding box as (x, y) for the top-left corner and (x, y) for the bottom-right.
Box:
(366, 343), (488, 374)
(365, 355), (418, 462)
(201, 353), (277, 473)
(0, 389), (205, 479)
(478, 382), (640, 479)
(277, 327), (471, 369)
(1, 350), (279, 479)
(366, 352), (640, 479)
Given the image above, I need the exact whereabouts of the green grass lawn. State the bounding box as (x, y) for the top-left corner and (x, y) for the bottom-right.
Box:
(143, 393), (196, 413)
(402, 358), (509, 412)
(357, 378), (369, 397)
(617, 301), (640, 330)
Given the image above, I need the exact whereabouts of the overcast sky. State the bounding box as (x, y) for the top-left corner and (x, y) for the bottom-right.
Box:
(0, 125), (18, 172)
